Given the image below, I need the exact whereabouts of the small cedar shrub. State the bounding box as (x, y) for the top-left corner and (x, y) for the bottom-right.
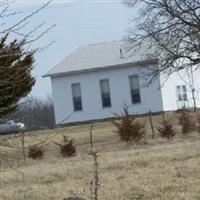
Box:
(176, 108), (190, 113)
(112, 107), (146, 144)
(55, 136), (76, 157)
(28, 145), (44, 159)
(179, 109), (196, 134)
(197, 114), (200, 133)
(63, 197), (86, 200)
(157, 119), (176, 139)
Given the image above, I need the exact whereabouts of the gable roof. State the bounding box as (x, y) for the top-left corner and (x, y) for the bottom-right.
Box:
(43, 40), (159, 77)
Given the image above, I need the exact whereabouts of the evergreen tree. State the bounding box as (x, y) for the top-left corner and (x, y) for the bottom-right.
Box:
(0, 35), (35, 118)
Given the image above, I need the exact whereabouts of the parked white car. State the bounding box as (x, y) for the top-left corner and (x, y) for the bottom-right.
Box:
(0, 120), (25, 135)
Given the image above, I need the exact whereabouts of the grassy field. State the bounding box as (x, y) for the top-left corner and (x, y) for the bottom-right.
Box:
(1, 113), (200, 200)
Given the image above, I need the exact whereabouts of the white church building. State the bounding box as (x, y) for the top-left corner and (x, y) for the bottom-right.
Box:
(44, 41), (200, 124)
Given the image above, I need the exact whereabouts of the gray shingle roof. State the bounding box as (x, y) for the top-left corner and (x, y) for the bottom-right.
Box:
(44, 40), (158, 77)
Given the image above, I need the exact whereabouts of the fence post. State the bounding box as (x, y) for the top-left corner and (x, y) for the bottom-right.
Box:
(149, 110), (155, 139)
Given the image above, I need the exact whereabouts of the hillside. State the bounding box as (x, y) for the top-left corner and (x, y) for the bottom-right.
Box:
(1, 115), (200, 200)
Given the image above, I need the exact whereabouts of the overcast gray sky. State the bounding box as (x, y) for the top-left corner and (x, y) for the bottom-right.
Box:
(12, 0), (133, 98)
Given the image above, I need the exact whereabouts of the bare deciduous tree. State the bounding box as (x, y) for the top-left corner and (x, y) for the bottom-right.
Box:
(0, 0), (55, 48)
(0, 0), (55, 119)
(124, 0), (200, 77)
(11, 96), (55, 130)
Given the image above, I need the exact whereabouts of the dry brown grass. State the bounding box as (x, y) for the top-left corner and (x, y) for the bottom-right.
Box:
(1, 113), (200, 200)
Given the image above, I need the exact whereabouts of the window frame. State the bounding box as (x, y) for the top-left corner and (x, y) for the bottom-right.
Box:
(176, 85), (188, 102)
(71, 82), (83, 112)
(99, 79), (112, 108)
(129, 75), (141, 104)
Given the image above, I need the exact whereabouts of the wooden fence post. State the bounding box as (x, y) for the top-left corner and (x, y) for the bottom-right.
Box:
(149, 110), (155, 139)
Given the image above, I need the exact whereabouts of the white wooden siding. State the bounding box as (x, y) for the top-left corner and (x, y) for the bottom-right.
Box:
(160, 68), (200, 111)
(51, 64), (163, 124)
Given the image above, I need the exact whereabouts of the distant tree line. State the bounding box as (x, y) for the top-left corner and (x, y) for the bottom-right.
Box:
(10, 96), (55, 130)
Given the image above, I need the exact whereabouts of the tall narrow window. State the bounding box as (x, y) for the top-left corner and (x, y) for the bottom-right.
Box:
(100, 79), (111, 108)
(176, 85), (188, 101)
(129, 75), (141, 104)
(71, 83), (82, 111)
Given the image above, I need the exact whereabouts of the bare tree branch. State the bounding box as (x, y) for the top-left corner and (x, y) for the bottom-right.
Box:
(124, 0), (200, 77)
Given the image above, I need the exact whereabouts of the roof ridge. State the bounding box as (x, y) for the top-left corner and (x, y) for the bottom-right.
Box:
(79, 39), (125, 48)
(43, 39), (158, 78)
